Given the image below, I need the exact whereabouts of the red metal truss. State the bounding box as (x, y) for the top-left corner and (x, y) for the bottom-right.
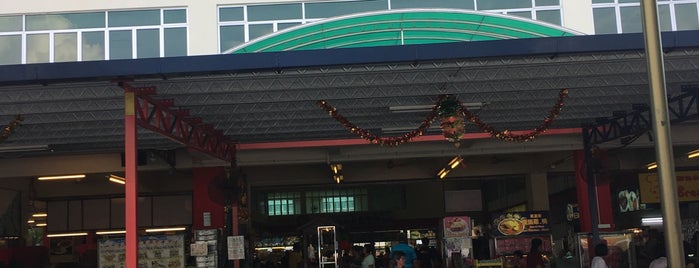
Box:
(119, 82), (237, 162)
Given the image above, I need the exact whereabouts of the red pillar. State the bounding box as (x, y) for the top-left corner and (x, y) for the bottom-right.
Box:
(124, 90), (139, 268)
(192, 167), (226, 229)
(574, 149), (615, 232)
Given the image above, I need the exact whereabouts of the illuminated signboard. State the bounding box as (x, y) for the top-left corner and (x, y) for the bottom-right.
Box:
(492, 211), (550, 237)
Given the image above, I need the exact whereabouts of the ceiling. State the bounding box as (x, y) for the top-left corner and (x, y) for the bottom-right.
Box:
(2, 31), (699, 168)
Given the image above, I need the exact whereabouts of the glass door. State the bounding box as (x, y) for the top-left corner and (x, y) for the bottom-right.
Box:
(317, 226), (338, 268)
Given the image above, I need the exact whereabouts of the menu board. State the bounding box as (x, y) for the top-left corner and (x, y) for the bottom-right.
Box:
(495, 235), (552, 255)
(98, 235), (185, 268)
(492, 211), (550, 237)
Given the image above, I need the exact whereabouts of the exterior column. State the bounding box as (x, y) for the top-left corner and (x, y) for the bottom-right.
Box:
(573, 150), (615, 233)
(124, 90), (139, 268)
(526, 172), (550, 211)
(192, 166), (226, 229)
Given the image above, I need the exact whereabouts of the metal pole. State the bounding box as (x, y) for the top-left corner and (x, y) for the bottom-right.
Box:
(582, 131), (600, 247)
(639, 1), (685, 267)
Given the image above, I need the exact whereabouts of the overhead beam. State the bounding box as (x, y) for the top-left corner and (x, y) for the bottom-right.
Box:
(118, 82), (237, 162)
(584, 87), (699, 146)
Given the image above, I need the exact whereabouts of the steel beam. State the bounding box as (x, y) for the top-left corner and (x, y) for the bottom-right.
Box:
(584, 88), (699, 146)
(119, 82), (237, 162)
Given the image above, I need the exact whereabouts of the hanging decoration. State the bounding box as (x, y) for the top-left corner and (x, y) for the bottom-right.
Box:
(316, 97), (442, 146)
(0, 115), (23, 144)
(460, 89), (568, 142)
(438, 95), (466, 147)
(317, 88), (569, 146)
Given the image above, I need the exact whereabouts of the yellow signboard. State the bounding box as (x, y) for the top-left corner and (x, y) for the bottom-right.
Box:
(639, 170), (699, 203)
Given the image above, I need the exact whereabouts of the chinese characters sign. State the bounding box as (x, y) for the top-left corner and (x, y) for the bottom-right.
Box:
(492, 211), (550, 236)
(639, 171), (699, 203)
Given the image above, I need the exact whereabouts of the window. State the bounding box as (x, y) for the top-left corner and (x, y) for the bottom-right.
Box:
(82, 31), (105, 61)
(108, 10), (160, 27)
(305, 0), (388, 19)
(0, 16), (23, 32)
(306, 189), (368, 214)
(219, 7), (244, 22)
(321, 196), (355, 213)
(248, 4), (303, 21)
(1, 8), (188, 65)
(26, 12), (105, 31)
(164, 28), (187, 57)
(55, 33), (78, 62)
(676, 3), (699, 31)
(0, 35), (22, 65)
(593, 7), (617, 34)
(220, 25), (245, 52)
(249, 24), (274, 40)
(265, 192), (301, 216)
(390, 0), (473, 10)
(137, 29), (160, 58)
(109, 30), (132, 60)
(592, 0), (699, 34)
(27, 34), (49, 64)
(477, 0), (532, 10)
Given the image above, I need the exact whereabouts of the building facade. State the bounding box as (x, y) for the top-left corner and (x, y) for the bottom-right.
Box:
(2, 0), (699, 65)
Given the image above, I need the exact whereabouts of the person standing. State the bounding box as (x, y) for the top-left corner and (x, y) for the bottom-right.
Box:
(390, 239), (417, 268)
(392, 251), (407, 268)
(416, 239), (437, 268)
(362, 244), (376, 268)
(510, 250), (526, 268)
(289, 243), (303, 268)
(590, 243), (609, 268)
(648, 242), (667, 268)
(526, 238), (545, 268)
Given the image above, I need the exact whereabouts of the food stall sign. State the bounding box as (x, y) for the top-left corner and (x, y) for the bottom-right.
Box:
(639, 171), (699, 203)
(492, 211), (550, 237)
(443, 216), (471, 238)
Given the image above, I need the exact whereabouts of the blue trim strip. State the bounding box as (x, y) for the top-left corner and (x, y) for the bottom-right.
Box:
(1, 30), (698, 86)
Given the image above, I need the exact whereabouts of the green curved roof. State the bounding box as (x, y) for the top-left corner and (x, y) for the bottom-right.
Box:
(227, 9), (582, 54)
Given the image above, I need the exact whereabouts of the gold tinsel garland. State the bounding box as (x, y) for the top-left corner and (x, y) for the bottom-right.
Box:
(317, 89), (569, 146)
(0, 115), (24, 144)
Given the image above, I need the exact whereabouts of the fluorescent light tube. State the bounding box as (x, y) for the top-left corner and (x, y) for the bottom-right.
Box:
(108, 175), (126, 184)
(641, 217), (663, 225)
(96, 230), (126, 235)
(0, 145), (49, 153)
(145, 227), (186, 233)
(47, 232), (88, 238)
(437, 168), (449, 179)
(37, 174), (86, 181)
(388, 103), (484, 113)
(448, 156), (463, 169)
(688, 149), (699, 159)
(646, 162), (657, 170)
(32, 213), (47, 217)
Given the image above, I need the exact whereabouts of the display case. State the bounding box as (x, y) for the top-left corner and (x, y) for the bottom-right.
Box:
(576, 231), (635, 268)
(317, 226), (337, 268)
(253, 236), (300, 267)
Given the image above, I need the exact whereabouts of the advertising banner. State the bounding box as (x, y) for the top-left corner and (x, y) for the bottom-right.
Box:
(492, 211), (550, 237)
(98, 234), (185, 268)
(639, 171), (699, 203)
